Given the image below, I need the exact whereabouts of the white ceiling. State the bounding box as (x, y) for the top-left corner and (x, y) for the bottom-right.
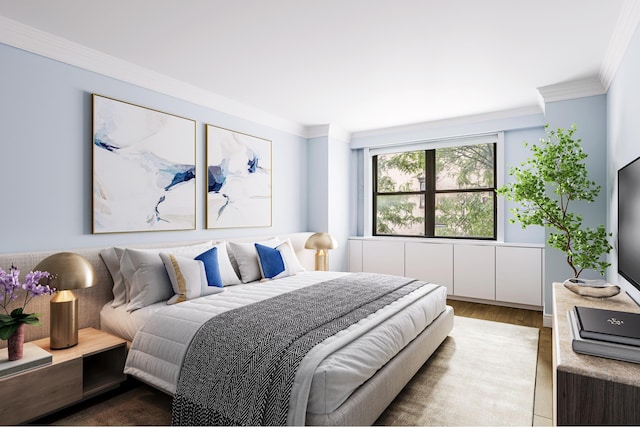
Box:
(0, 0), (634, 134)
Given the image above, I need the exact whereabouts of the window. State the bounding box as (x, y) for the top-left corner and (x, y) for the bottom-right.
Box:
(373, 141), (496, 239)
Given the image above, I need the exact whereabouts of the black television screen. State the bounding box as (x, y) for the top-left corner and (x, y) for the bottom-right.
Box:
(618, 156), (640, 291)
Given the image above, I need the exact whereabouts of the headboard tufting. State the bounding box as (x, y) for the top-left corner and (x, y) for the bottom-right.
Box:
(0, 232), (315, 347)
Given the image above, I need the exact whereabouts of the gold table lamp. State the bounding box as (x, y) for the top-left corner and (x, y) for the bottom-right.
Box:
(304, 232), (338, 271)
(35, 252), (96, 349)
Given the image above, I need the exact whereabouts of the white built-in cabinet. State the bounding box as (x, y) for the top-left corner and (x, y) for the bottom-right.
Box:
(348, 238), (543, 308)
(405, 242), (454, 295)
(362, 240), (405, 276)
(453, 244), (496, 300)
(348, 239), (363, 273)
(495, 246), (543, 306)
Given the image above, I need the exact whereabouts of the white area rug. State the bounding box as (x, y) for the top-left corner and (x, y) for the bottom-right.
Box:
(376, 316), (539, 426)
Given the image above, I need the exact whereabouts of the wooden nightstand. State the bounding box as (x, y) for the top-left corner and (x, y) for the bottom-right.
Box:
(553, 283), (640, 425)
(0, 327), (127, 425)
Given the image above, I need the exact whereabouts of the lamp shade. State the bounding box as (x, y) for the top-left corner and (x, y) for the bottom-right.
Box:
(35, 252), (96, 349)
(35, 252), (96, 290)
(305, 232), (338, 250)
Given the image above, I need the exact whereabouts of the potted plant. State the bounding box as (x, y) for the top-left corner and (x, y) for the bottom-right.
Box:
(0, 265), (54, 360)
(497, 125), (612, 287)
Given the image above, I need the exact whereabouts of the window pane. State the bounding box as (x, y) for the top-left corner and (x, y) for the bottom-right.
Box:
(376, 151), (425, 193)
(376, 195), (424, 235)
(436, 144), (494, 190)
(435, 192), (494, 238)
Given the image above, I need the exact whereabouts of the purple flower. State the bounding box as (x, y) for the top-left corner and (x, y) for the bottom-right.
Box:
(0, 265), (55, 316)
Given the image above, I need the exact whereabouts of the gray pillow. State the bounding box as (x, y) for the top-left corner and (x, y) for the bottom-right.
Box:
(120, 242), (214, 311)
(228, 238), (280, 283)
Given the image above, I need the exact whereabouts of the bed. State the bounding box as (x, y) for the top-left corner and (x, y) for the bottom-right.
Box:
(91, 233), (454, 425)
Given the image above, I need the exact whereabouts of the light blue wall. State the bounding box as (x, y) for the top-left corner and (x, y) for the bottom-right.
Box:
(353, 149), (365, 236)
(326, 135), (352, 272)
(607, 23), (640, 304)
(542, 95), (608, 315)
(306, 137), (329, 234)
(0, 42), (308, 254)
(503, 127), (546, 243)
(306, 133), (351, 271)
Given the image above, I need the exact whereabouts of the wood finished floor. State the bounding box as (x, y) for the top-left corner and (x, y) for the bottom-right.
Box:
(447, 299), (553, 426)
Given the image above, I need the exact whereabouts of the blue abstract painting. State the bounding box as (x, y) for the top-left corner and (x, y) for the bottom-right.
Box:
(92, 95), (196, 233)
(206, 125), (271, 228)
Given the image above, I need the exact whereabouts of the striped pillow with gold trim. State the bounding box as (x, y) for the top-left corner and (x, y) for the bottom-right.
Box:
(160, 253), (222, 304)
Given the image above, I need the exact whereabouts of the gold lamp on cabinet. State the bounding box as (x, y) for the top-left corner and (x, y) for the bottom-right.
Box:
(35, 252), (96, 349)
(304, 232), (338, 271)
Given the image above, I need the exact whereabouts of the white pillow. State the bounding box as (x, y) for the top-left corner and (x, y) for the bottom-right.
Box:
(160, 253), (223, 304)
(121, 242), (214, 311)
(255, 239), (306, 280)
(101, 241), (214, 307)
(278, 239), (305, 274)
(210, 242), (241, 286)
(228, 238), (280, 283)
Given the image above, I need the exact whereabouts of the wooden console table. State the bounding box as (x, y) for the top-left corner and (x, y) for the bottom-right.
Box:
(553, 282), (640, 425)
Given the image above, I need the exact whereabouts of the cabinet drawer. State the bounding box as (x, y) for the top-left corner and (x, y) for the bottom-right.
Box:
(362, 240), (405, 276)
(348, 239), (363, 272)
(453, 245), (495, 300)
(0, 359), (82, 424)
(405, 242), (454, 295)
(496, 246), (542, 306)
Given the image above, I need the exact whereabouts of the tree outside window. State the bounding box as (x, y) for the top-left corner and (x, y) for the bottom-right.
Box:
(374, 142), (496, 239)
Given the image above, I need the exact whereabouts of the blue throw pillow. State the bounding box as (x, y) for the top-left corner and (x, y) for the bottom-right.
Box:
(255, 243), (285, 279)
(195, 247), (224, 288)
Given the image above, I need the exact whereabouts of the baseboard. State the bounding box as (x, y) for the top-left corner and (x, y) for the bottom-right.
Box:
(543, 313), (553, 328)
(447, 295), (543, 312)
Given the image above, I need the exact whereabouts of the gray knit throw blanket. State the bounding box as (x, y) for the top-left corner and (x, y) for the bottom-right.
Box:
(171, 272), (427, 426)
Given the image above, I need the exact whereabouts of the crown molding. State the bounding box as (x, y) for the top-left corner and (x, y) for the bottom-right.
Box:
(0, 16), (307, 137)
(536, 76), (606, 109)
(350, 106), (544, 149)
(306, 124), (351, 143)
(600, 0), (640, 90)
(306, 125), (331, 139)
(351, 105), (543, 142)
(328, 125), (352, 144)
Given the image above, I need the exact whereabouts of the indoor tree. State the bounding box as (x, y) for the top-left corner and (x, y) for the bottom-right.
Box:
(497, 125), (612, 278)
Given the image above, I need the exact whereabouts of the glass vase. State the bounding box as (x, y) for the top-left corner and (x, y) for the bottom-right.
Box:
(7, 323), (25, 361)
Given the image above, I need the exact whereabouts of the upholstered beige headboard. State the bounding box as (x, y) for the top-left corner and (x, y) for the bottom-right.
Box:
(0, 232), (315, 347)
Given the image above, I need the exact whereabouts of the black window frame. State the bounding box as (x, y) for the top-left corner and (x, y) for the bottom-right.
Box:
(373, 143), (497, 240)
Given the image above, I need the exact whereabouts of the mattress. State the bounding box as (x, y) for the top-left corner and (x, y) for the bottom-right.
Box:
(100, 300), (166, 342)
(104, 271), (447, 417)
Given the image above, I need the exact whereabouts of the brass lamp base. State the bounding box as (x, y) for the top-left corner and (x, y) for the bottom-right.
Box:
(315, 249), (329, 271)
(50, 290), (78, 349)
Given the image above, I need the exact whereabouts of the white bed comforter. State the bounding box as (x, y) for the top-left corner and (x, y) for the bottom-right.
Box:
(121, 271), (447, 422)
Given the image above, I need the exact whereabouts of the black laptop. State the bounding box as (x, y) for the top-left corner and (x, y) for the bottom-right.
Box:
(574, 306), (640, 347)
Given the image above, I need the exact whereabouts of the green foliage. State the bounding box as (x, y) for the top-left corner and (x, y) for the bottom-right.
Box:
(0, 308), (42, 340)
(437, 144), (494, 188)
(375, 143), (496, 237)
(378, 151), (425, 177)
(436, 192), (494, 238)
(376, 152), (425, 235)
(376, 195), (423, 234)
(496, 125), (612, 278)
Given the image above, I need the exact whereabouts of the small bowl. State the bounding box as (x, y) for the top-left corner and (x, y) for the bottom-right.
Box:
(563, 278), (621, 298)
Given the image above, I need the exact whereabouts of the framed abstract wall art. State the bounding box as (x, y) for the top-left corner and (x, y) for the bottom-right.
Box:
(92, 94), (196, 233)
(205, 124), (272, 229)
